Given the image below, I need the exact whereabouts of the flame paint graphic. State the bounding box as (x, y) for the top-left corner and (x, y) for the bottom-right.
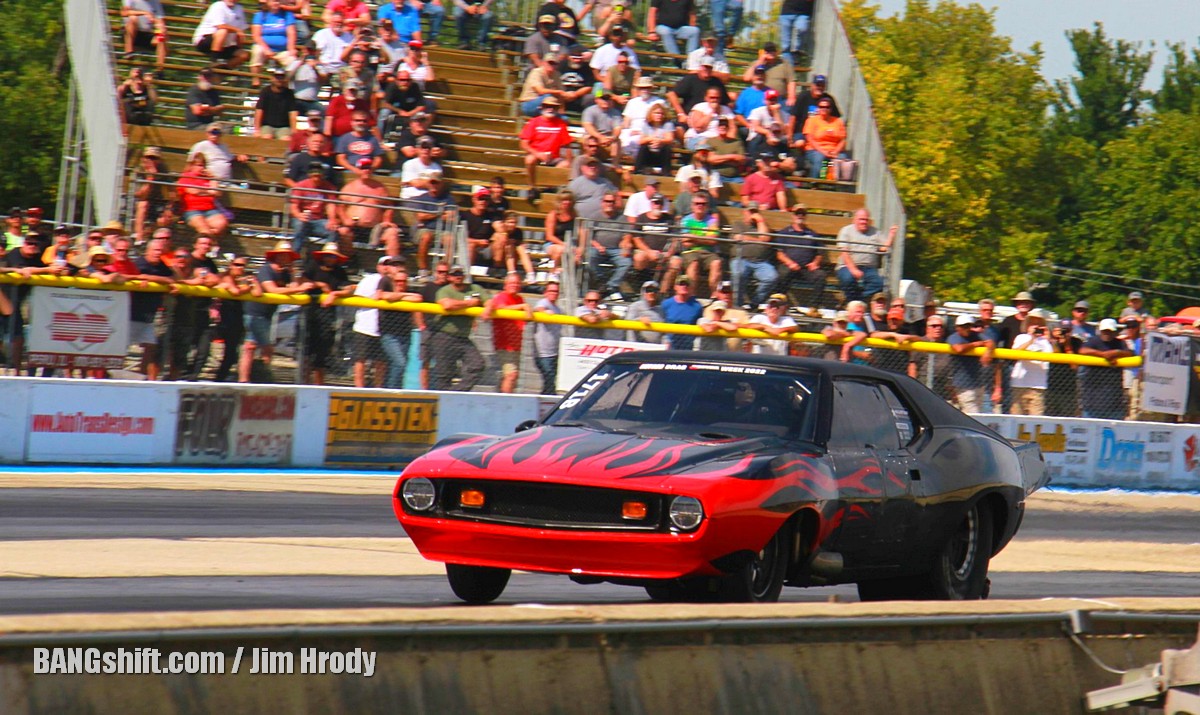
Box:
(441, 427), (754, 480)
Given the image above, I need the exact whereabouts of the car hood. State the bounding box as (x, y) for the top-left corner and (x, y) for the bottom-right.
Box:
(406, 425), (780, 487)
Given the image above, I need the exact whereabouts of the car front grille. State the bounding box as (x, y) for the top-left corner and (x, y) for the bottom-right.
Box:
(435, 479), (665, 531)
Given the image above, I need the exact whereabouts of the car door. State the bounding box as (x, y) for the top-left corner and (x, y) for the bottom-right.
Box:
(872, 382), (922, 563)
(825, 379), (888, 568)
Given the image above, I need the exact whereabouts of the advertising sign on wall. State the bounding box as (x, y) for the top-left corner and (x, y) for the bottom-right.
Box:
(1141, 332), (1191, 416)
(27, 287), (130, 369)
(27, 383), (165, 463)
(325, 392), (439, 467)
(174, 389), (296, 465)
(556, 337), (667, 393)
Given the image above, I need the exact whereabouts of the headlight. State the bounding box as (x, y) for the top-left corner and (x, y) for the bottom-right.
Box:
(401, 477), (437, 511)
(668, 496), (704, 531)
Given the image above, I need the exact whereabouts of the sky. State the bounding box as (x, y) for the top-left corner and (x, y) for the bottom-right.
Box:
(868, 0), (1199, 90)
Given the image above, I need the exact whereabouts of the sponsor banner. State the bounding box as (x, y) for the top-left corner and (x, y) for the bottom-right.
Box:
(175, 389), (296, 465)
(27, 287), (130, 369)
(325, 392), (439, 467)
(27, 383), (165, 463)
(556, 337), (667, 393)
(984, 415), (1198, 491)
(1141, 332), (1191, 416)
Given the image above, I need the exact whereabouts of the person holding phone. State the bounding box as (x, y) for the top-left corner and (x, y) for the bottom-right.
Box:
(1009, 308), (1053, 416)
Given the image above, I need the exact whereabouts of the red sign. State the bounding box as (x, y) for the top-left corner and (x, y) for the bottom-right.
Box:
(49, 312), (114, 344)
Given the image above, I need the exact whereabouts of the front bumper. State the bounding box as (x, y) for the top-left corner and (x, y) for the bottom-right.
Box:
(395, 497), (784, 580)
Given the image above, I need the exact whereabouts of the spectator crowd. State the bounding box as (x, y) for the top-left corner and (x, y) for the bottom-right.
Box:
(12, 1), (1189, 422)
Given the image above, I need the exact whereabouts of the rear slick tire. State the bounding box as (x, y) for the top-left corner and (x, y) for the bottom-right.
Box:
(446, 564), (511, 604)
(930, 502), (993, 600)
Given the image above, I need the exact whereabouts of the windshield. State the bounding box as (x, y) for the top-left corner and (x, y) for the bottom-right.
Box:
(545, 361), (819, 440)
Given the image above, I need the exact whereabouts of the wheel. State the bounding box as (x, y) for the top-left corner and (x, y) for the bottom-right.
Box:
(445, 564), (511, 604)
(857, 503), (994, 601)
(717, 528), (789, 602)
(929, 502), (994, 600)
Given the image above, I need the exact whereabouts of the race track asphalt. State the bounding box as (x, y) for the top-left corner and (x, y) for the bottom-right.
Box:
(1, 473), (1198, 614)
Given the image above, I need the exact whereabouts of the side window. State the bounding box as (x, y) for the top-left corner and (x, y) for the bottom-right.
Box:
(830, 380), (901, 450)
(878, 383), (917, 446)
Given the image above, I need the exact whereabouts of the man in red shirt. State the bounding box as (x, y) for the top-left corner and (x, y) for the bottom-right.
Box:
(741, 154), (788, 210)
(519, 96), (572, 200)
(323, 79), (374, 140)
(481, 272), (533, 393)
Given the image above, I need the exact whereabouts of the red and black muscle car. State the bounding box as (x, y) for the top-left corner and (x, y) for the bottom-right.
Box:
(394, 353), (1048, 603)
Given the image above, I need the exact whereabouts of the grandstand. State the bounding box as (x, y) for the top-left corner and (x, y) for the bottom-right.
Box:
(59, 0), (904, 297)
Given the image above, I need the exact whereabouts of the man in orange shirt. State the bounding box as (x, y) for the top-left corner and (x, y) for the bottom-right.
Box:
(800, 98), (845, 178)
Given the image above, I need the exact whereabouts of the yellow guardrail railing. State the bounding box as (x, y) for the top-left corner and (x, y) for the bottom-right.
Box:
(0, 272), (1142, 368)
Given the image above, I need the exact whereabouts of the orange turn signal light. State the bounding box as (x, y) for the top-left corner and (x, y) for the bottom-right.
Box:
(459, 489), (486, 508)
(622, 500), (648, 520)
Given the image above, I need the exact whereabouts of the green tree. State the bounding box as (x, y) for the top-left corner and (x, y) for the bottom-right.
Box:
(1057, 111), (1200, 317)
(839, 0), (1056, 300)
(1154, 41), (1200, 114)
(0, 0), (68, 210)
(1051, 23), (1153, 147)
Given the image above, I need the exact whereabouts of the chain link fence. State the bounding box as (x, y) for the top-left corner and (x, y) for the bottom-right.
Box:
(0, 269), (1185, 424)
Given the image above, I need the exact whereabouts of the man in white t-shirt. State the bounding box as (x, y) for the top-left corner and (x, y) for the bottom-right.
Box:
(351, 256), (390, 387)
(685, 36), (730, 80)
(312, 12), (355, 73)
(1009, 308), (1053, 416)
(193, 0), (250, 68)
(399, 139), (443, 198)
(622, 177), (671, 221)
(742, 294), (797, 355)
(619, 76), (666, 152)
(590, 29), (640, 75)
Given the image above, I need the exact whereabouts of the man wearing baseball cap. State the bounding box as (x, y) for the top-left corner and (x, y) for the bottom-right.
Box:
(519, 96), (572, 199)
(740, 293), (799, 356)
(624, 281), (666, 344)
(948, 312), (995, 414)
(1078, 318), (1134, 420)
(667, 56), (729, 125)
(1121, 291), (1150, 320)
(522, 14), (557, 69)
(744, 43), (796, 101)
(518, 51), (569, 117)
(791, 72), (840, 119)
(290, 162), (338, 248)
(746, 87), (789, 157)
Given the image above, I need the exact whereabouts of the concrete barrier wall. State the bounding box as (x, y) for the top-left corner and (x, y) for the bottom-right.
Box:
(2, 614), (1195, 714)
(0, 377), (548, 470)
(6, 374), (1200, 488)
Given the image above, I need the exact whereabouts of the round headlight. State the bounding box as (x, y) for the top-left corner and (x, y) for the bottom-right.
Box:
(401, 477), (437, 511)
(668, 496), (704, 531)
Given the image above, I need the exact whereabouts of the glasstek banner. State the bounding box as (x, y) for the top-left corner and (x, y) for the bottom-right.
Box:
(1141, 332), (1191, 416)
(27, 287), (130, 369)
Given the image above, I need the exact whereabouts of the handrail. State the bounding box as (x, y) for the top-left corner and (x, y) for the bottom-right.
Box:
(0, 272), (1140, 367)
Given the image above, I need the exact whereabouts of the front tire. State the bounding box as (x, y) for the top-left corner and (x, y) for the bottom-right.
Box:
(717, 528), (788, 602)
(929, 502), (993, 600)
(446, 564), (511, 604)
